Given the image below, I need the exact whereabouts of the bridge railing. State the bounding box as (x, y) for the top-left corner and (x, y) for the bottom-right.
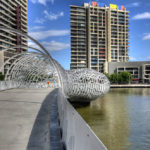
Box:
(0, 81), (20, 91)
(57, 89), (107, 150)
(0, 81), (59, 90)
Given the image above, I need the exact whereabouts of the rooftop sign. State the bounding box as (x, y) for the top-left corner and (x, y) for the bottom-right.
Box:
(92, 1), (98, 7)
(110, 4), (118, 10)
(121, 5), (125, 10)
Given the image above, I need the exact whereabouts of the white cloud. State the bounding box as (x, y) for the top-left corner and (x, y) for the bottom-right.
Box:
(28, 41), (40, 49)
(129, 56), (150, 61)
(126, 2), (140, 8)
(143, 33), (150, 40)
(131, 2), (140, 7)
(132, 2), (140, 7)
(35, 11), (64, 24)
(147, 56), (150, 60)
(50, 0), (54, 4)
(132, 12), (150, 20)
(35, 18), (45, 24)
(129, 57), (137, 61)
(42, 41), (69, 51)
(29, 26), (44, 31)
(29, 30), (70, 40)
(139, 56), (150, 60)
(30, 0), (54, 5)
(30, 0), (46, 5)
(44, 10), (64, 21)
(28, 41), (69, 52)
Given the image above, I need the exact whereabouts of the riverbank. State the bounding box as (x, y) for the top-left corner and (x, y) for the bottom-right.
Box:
(111, 84), (150, 88)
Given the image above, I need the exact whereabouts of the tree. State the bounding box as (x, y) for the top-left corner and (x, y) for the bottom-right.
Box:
(108, 72), (132, 84)
(0, 72), (5, 81)
(118, 72), (132, 84)
(109, 73), (118, 83)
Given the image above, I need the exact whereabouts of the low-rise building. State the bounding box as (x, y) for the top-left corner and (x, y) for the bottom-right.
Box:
(108, 61), (150, 83)
(143, 64), (150, 83)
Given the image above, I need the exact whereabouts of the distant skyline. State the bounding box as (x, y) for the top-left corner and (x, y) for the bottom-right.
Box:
(28, 0), (150, 69)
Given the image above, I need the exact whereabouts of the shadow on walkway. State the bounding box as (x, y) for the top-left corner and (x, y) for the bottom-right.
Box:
(27, 89), (57, 150)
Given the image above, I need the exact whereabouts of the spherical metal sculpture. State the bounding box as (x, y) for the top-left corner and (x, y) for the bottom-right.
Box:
(0, 27), (110, 102)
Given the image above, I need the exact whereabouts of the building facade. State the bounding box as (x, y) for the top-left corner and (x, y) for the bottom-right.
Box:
(0, 0), (28, 74)
(108, 62), (150, 83)
(70, 2), (129, 73)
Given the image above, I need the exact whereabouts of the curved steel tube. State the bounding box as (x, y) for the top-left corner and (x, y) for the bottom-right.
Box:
(0, 26), (62, 88)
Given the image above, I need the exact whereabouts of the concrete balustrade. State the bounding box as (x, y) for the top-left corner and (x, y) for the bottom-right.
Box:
(0, 81), (59, 90)
(0, 81), (19, 90)
(57, 89), (107, 150)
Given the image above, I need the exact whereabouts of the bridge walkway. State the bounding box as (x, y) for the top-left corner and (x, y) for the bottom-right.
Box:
(0, 88), (54, 150)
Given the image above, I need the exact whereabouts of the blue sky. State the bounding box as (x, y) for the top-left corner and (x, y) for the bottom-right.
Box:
(28, 0), (150, 69)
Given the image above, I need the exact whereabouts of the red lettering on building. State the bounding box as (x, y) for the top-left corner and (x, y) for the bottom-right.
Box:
(92, 1), (98, 7)
(121, 5), (125, 10)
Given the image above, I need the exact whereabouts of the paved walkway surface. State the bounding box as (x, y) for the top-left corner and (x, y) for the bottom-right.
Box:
(0, 88), (53, 150)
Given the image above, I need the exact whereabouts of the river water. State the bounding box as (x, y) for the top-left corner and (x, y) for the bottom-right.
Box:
(76, 88), (150, 150)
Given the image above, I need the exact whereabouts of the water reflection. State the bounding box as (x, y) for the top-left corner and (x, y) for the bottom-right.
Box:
(76, 88), (150, 150)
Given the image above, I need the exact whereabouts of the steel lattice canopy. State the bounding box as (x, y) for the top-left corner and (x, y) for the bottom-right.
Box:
(0, 27), (110, 102)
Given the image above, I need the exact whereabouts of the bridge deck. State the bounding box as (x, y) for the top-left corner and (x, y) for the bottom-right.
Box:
(0, 88), (52, 150)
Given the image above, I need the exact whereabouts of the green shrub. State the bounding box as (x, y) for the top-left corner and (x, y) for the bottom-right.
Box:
(118, 72), (132, 84)
(0, 72), (5, 81)
(108, 71), (132, 84)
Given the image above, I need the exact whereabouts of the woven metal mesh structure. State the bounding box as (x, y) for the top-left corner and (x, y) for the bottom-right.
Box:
(66, 69), (110, 101)
(4, 53), (59, 88)
(0, 27), (110, 101)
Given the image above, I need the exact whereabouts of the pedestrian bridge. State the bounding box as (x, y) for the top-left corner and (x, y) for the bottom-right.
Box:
(0, 27), (110, 150)
(0, 26), (110, 102)
(0, 88), (107, 150)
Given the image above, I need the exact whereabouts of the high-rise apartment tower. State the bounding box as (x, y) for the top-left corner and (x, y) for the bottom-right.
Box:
(0, 0), (28, 74)
(70, 2), (129, 73)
